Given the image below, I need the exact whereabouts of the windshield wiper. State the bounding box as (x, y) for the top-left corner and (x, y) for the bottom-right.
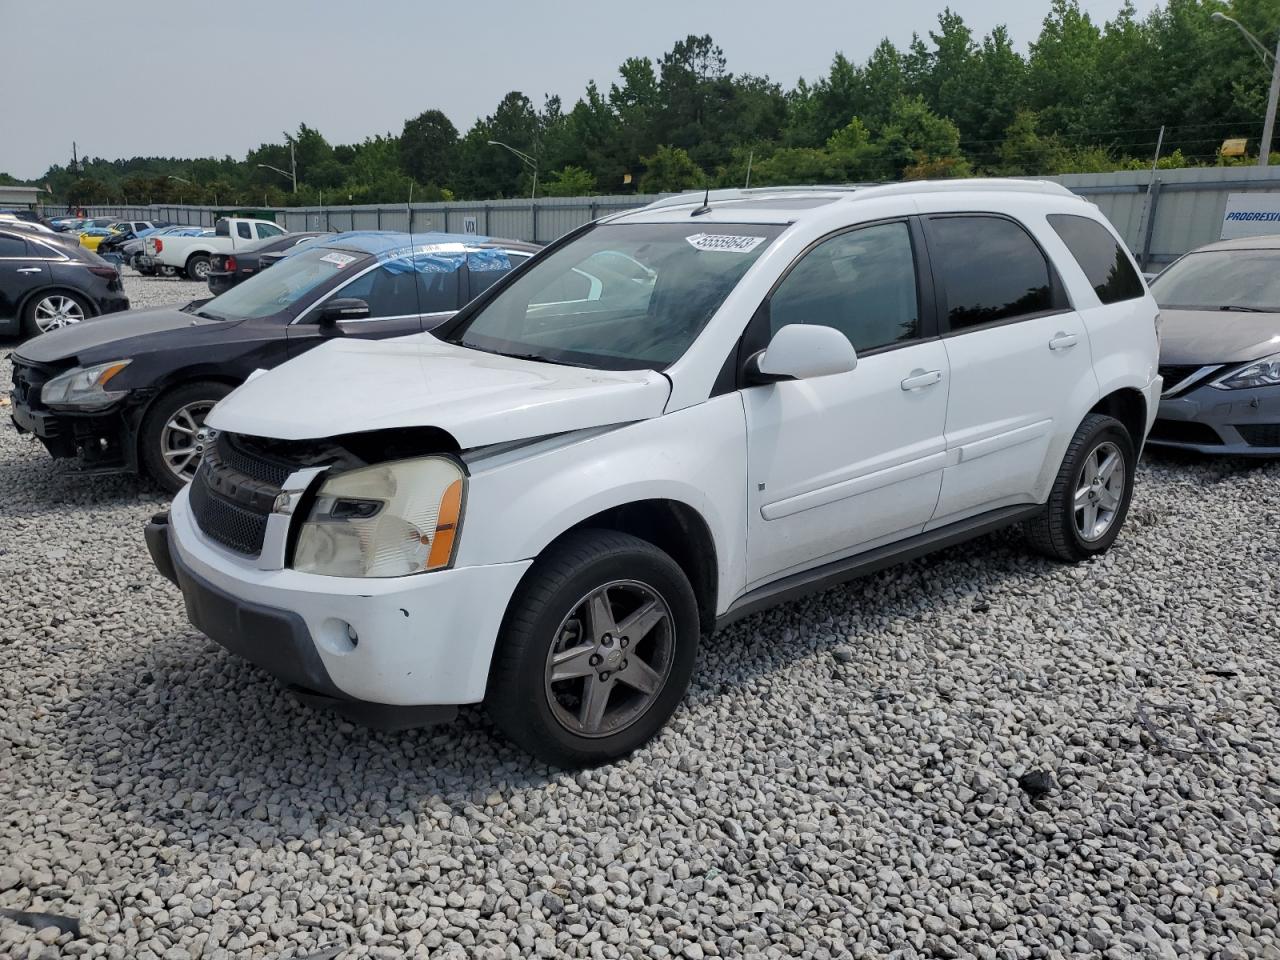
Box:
(194, 309), (226, 321)
(487, 349), (585, 367)
(1219, 305), (1268, 313)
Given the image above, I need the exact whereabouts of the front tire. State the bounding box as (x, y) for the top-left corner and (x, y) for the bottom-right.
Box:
(186, 255), (211, 281)
(139, 381), (232, 494)
(486, 530), (700, 768)
(1025, 413), (1136, 562)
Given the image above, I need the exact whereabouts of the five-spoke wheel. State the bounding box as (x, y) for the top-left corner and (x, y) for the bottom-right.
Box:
(487, 530), (700, 768)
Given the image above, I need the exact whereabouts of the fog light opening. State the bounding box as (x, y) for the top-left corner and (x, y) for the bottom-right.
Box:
(317, 618), (359, 655)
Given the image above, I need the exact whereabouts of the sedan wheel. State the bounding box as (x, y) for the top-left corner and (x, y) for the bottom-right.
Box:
(160, 400), (217, 484)
(544, 580), (675, 738)
(32, 295), (86, 333)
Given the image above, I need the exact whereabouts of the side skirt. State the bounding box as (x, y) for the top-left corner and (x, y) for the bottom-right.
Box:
(715, 503), (1041, 630)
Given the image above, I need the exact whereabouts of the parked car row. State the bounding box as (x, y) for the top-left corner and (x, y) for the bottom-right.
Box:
(5, 181), (1278, 766)
(0, 224), (129, 337)
(10, 230), (537, 490)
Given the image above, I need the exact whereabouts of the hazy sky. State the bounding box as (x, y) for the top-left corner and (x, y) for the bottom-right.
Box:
(2, 0), (1162, 179)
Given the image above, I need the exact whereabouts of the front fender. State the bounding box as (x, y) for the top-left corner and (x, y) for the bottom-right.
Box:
(455, 395), (748, 616)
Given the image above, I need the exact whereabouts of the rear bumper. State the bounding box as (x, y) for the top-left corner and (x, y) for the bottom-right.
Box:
(1150, 382), (1280, 456)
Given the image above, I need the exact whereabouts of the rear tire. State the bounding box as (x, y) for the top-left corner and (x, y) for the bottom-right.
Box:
(21, 290), (91, 338)
(1025, 413), (1135, 562)
(139, 381), (232, 494)
(185, 255), (211, 281)
(486, 530), (700, 768)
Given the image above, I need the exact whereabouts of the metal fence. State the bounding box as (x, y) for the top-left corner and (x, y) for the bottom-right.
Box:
(59, 166), (1280, 266)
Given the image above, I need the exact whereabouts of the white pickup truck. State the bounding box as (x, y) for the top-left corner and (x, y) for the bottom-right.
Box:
(143, 217), (286, 281)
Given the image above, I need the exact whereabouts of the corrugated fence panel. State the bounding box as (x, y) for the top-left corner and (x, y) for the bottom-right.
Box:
(56, 175), (1280, 262)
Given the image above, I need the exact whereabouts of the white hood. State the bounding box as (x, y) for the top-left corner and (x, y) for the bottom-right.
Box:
(207, 334), (672, 447)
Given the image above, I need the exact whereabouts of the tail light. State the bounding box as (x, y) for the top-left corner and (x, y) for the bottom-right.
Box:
(88, 266), (118, 280)
(224, 256), (237, 272)
(154, 239), (163, 253)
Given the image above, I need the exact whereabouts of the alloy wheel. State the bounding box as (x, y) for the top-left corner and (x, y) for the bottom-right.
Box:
(544, 579), (675, 738)
(32, 295), (86, 333)
(160, 400), (217, 483)
(1074, 440), (1125, 542)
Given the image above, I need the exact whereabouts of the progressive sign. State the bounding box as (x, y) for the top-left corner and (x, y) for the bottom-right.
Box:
(1221, 193), (1280, 240)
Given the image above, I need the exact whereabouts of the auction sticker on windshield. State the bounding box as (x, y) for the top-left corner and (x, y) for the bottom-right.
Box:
(686, 233), (766, 253)
(320, 251), (358, 268)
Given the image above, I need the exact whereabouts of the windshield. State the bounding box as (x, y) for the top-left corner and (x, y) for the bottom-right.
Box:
(445, 222), (784, 369)
(200, 246), (368, 320)
(1151, 250), (1280, 312)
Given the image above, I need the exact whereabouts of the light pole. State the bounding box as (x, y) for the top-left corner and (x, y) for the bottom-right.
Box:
(168, 175), (193, 206)
(487, 139), (539, 198)
(1212, 11), (1280, 167)
(257, 141), (297, 192)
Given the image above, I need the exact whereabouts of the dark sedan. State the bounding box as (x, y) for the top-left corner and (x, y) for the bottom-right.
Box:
(0, 225), (129, 338)
(206, 231), (328, 295)
(1148, 236), (1280, 455)
(9, 231), (538, 491)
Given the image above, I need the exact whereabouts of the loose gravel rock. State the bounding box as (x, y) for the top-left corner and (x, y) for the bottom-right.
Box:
(2, 272), (1279, 958)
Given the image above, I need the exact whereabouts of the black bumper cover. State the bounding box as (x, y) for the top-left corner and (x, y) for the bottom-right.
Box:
(145, 512), (457, 730)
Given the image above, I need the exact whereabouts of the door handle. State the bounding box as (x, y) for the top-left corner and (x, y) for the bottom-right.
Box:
(901, 369), (943, 391)
(16, 267), (41, 274)
(1049, 333), (1079, 350)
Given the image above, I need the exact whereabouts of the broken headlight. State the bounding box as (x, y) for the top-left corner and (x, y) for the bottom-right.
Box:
(292, 456), (465, 578)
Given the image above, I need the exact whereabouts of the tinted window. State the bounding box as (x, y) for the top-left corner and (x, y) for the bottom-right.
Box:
(337, 260), (459, 317)
(470, 252), (527, 298)
(236, 222), (252, 240)
(769, 221), (919, 352)
(929, 216), (1054, 330)
(1048, 214), (1144, 305)
(0, 234), (29, 258)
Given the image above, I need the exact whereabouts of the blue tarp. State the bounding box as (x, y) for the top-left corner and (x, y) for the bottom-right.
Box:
(307, 231), (509, 276)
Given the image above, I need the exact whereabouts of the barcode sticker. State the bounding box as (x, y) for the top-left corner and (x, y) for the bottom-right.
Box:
(686, 233), (766, 253)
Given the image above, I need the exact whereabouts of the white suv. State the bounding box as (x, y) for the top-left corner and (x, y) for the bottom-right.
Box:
(145, 181), (1162, 767)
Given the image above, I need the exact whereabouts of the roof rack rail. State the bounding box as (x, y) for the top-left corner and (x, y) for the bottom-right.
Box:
(638, 178), (1076, 212)
(849, 178), (1077, 199)
(640, 185), (871, 210)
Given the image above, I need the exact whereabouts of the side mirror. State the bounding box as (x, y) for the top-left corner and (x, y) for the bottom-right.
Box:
(318, 297), (369, 334)
(749, 324), (858, 383)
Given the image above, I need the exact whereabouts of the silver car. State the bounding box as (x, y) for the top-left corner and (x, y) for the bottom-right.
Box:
(1148, 236), (1280, 455)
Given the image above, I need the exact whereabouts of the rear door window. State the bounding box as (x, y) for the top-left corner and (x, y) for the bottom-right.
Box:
(1047, 214), (1145, 305)
(236, 222), (252, 240)
(927, 215), (1059, 331)
(0, 234), (29, 258)
(337, 258), (460, 317)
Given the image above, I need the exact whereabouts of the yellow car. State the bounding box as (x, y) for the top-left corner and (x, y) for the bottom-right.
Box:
(78, 222), (125, 252)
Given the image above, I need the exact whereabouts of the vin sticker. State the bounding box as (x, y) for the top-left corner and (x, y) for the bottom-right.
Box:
(320, 251), (357, 267)
(686, 233), (766, 253)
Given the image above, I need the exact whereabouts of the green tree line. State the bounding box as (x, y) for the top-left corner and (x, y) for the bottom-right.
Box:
(13, 0), (1279, 208)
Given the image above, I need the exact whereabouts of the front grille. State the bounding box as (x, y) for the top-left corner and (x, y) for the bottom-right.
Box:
(10, 360), (55, 412)
(1148, 419), (1224, 446)
(1236, 423), (1280, 448)
(1159, 364), (1219, 396)
(217, 434), (293, 487)
(189, 461), (270, 557)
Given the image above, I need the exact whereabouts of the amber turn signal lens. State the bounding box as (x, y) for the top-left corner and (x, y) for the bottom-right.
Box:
(426, 478), (464, 570)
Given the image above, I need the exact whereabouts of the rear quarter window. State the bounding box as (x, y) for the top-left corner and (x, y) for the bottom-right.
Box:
(1048, 214), (1145, 305)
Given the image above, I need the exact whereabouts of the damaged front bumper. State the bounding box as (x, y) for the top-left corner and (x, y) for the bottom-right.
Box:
(147, 494), (532, 727)
(9, 395), (142, 474)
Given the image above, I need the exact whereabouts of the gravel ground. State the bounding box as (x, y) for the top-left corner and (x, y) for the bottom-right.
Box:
(2, 272), (1279, 959)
